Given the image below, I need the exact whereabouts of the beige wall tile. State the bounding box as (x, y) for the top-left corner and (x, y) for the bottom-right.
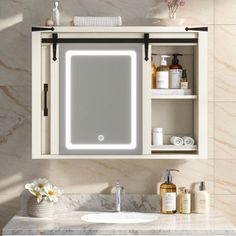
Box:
(215, 160), (236, 194)
(208, 102), (214, 158)
(215, 0), (236, 24)
(0, 157), (213, 196)
(0, 195), (19, 231)
(43, 159), (213, 195)
(208, 26), (214, 101)
(215, 103), (236, 159)
(215, 195), (236, 226)
(215, 26), (236, 101)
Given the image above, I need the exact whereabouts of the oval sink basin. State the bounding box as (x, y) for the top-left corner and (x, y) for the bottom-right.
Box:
(81, 212), (158, 224)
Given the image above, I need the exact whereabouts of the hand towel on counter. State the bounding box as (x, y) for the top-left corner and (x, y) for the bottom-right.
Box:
(73, 16), (122, 26)
(182, 136), (195, 146)
(170, 136), (184, 146)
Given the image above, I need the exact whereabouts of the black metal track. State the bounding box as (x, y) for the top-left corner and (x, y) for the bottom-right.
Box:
(185, 27), (208, 32)
(42, 38), (198, 44)
(32, 27), (55, 32)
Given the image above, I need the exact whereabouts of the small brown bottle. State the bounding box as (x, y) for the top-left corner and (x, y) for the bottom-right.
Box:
(180, 69), (188, 89)
(160, 169), (179, 214)
(151, 54), (157, 89)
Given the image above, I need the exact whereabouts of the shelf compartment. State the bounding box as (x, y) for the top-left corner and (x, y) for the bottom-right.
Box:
(151, 145), (197, 152)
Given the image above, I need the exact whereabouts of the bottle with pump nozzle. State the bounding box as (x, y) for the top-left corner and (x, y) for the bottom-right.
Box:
(156, 55), (170, 89)
(169, 54), (183, 89)
(53, 1), (60, 26)
(195, 181), (210, 214)
(151, 54), (157, 89)
(160, 169), (179, 214)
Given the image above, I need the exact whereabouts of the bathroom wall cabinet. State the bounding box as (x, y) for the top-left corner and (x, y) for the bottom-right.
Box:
(32, 26), (208, 159)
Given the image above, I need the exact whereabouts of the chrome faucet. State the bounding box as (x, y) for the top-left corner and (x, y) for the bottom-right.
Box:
(115, 180), (124, 212)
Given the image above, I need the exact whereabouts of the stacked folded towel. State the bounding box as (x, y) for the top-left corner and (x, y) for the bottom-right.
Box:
(170, 136), (195, 146)
(73, 16), (122, 26)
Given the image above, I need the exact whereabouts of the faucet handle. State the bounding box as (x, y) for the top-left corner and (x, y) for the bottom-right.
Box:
(116, 180), (125, 193)
(121, 186), (125, 194)
(116, 180), (121, 188)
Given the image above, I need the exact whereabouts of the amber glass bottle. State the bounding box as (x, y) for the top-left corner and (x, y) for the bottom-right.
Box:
(151, 54), (157, 89)
(160, 169), (179, 214)
(169, 54), (183, 89)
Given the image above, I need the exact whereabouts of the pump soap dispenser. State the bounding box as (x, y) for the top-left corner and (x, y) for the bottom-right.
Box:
(156, 55), (170, 89)
(169, 54), (183, 89)
(195, 181), (210, 214)
(160, 169), (179, 214)
(53, 1), (60, 26)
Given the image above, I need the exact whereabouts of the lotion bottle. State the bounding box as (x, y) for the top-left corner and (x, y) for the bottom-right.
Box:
(195, 181), (210, 214)
(179, 188), (191, 214)
(53, 1), (60, 26)
(160, 169), (179, 214)
(156, 55), (170, 89)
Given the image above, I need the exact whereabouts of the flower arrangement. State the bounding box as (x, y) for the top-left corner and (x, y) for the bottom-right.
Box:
(25, 178), (62, 204)
(164, 0), (187, 19)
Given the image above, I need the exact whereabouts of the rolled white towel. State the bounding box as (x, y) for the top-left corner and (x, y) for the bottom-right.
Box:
(182, 136), (195, 146)
(73, 16), (122, 26)
(170, 136), (184, 146)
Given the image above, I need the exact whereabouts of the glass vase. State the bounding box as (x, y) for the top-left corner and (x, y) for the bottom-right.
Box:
(169, 11), (177, 19)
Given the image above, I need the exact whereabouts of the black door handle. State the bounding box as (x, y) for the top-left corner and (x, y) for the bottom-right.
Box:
(44, 84), (49, 116)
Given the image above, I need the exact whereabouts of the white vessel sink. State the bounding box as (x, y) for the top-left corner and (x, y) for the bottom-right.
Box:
(81, 212), (158, 224)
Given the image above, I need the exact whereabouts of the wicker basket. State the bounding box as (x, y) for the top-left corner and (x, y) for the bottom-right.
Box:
(27, 196), (55, 218)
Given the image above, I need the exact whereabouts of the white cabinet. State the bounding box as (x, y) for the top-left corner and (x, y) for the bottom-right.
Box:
(32, 26), (208, 159)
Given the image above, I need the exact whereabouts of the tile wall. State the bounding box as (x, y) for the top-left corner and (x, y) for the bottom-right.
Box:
(0, 0), (235, 231)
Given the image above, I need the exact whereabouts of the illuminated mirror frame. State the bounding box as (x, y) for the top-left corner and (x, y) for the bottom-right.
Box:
(65, 50), (137, 150)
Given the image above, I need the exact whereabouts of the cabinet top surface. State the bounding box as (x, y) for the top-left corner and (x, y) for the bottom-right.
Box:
(3, 210), (235, 235)
(33, 25), (207, 33)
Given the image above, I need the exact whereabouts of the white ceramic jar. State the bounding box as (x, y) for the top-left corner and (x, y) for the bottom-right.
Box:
(27, 196), (55, 218)
(153, 128), (163, 146)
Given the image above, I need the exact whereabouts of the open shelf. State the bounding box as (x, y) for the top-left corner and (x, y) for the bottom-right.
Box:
(151, 145), (197, 152)
(149, 43), (205, 158)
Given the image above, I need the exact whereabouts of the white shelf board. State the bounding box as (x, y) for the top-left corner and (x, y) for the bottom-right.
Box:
(151, 95), (197, 99)
(38, 154), (199, 160)
(151, 145), (197, 152)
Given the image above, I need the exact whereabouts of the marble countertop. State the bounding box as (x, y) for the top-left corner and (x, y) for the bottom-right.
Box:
(3, 210), (236, 235)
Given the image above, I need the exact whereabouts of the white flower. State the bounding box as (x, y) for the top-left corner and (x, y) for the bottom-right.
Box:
(25, 178), (48, 192)
(32, 178), (49, 189)
(44, 183), (62, 203)
(25, 178), (62, 204)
